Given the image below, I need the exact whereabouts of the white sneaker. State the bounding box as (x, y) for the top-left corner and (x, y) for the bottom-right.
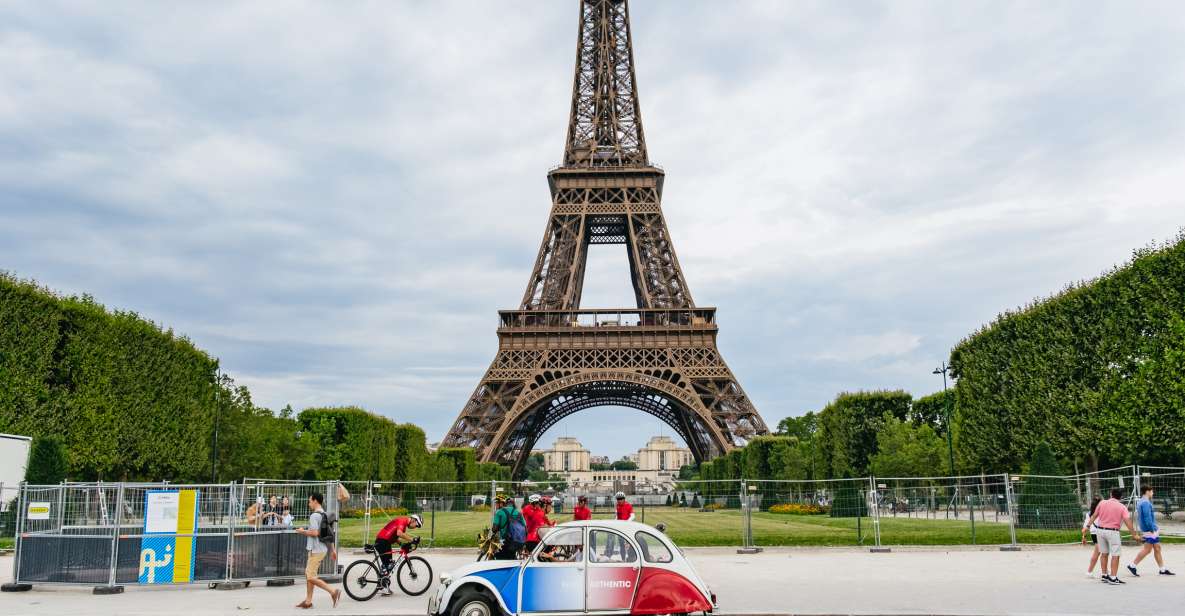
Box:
(380, 587), (394, 596)
(1085, 571), (1095, 578)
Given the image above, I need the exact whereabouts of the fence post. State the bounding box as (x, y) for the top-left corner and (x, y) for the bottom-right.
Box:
(736, 479), (760, 554)
(226, 482), (237, 582)
(12, 483), (27, 585)
(489, 480), (497, 526)
(364, 480), (373, 548)
(968, 481), (976, 545)
(1001, 473), (1019, 551)
(869, 476), (887, 552)
(106, 483), (124, 590)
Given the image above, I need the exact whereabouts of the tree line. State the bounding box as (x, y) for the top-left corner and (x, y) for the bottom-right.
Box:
(0, 273), (509, 484)
(698, 390), (952, 482)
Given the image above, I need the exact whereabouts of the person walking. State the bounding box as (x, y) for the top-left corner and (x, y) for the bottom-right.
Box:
(1084, 487), (1142, 585)
(1082, 496), (1102, 577)
(573, 495), (592, 521)
(1128, 485), (1175, 577)
(295, 492), (341, 608)
(491, 496), (526, 560)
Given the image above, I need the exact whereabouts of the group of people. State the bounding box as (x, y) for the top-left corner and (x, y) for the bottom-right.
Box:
(490, 491), (635, 560)
(245, 494), (295, 528)
(1082, 485), (1174, 584)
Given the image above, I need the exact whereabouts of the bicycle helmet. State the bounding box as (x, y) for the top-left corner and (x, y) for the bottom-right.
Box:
(528, 494), (542, 503)
(614, 491), (626, 499)
(409, 514), (423, 527)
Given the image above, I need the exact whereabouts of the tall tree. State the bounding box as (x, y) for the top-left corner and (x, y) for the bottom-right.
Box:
(25, 436), (68, 484)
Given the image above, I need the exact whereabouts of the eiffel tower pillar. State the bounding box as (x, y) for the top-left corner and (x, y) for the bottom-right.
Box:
(441, 0), (768, 476)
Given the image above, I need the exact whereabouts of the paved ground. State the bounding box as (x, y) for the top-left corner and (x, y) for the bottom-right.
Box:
(1, 545), (1181, 615)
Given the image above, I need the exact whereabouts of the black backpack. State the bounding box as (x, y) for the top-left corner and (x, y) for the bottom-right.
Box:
(316, 509), (338, 545)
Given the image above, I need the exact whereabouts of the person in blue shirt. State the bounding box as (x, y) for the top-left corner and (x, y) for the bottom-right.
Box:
(1127, 485), (1174, 576)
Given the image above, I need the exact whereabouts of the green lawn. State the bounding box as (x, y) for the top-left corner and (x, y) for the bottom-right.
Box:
(0, 536), (13, 550)
(337, 507), (1177, 549)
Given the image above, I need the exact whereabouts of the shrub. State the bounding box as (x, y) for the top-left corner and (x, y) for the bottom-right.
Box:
(370, 506), (409, 518)
(702, 502), (723, 511)
(1016, 442), (1080, 529)
(469, 504), (491, 512)
(768, 503), (829, 515)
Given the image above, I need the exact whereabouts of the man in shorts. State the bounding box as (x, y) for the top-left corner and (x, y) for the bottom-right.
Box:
(1085, 487), (1141, 585)
(1127, 485), (1175, 577)
(295, 492), (341, 608)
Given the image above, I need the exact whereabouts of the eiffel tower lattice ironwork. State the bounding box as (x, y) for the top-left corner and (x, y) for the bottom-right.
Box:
(442, 0), (769, 476)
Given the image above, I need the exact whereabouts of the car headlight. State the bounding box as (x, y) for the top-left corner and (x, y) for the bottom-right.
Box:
(439, 573), (452, 587)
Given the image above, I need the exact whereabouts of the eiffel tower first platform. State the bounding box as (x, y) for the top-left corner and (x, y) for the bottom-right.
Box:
(442, 0), (769, 476)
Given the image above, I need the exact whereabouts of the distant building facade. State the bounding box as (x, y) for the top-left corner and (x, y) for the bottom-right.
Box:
(539, 435), (693, 493)
(543, 437), (591, 472)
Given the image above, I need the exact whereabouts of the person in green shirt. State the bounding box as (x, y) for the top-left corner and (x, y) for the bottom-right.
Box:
(491, 496), (525, 560)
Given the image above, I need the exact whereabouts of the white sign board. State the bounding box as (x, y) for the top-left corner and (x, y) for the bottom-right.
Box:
(27, 501), (51, 520)
(145, 491), (181, 534)
(0, 433), (32, 492)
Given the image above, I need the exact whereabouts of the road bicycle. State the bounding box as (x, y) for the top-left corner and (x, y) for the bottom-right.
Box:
(343, 537), (433, 600)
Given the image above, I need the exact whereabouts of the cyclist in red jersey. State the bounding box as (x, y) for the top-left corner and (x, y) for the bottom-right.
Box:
(573, 495), (592, 521)
(523, 494), (546, 553)
(615, 492), (634, 520)
(375, 514), (422, 593)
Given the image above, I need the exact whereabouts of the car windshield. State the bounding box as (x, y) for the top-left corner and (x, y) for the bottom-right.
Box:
(534, 528), (584, 563)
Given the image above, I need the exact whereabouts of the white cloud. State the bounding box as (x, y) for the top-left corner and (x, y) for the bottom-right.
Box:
(819, 331), (923, 362)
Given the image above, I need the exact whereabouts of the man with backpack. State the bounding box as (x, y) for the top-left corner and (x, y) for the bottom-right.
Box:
(295, 491), (341, 608)
(491, 495), (526, 560)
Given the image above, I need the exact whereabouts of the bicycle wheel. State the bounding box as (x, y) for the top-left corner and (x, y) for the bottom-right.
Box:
(343, 560), (381, 602)
(396, 555), (433, 596)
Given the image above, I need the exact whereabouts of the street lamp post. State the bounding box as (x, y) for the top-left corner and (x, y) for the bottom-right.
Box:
(933, 362), (956, 477)
(210, 366), (222, 484)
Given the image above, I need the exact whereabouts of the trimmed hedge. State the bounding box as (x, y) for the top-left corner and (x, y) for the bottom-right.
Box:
(0, 274), (219, 480)
(950, 233), (1185, 471)
(0, 273), (512, 483)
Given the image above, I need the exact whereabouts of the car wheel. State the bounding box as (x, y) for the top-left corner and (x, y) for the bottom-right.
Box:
(449, 586), (497, 616)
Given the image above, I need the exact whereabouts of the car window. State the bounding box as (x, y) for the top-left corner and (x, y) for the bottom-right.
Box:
(534, 528), (584, 563)
(634, 531), (673, 563)
(588, 529), (637, 563)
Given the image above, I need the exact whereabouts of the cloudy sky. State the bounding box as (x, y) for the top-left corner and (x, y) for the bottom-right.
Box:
(2, 1), (1183, 459)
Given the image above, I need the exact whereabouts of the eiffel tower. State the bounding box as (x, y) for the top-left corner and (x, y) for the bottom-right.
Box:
(442, 0), (768, 476)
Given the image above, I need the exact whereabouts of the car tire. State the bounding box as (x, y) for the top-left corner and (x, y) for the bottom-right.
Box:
(449, 586), (498, 616)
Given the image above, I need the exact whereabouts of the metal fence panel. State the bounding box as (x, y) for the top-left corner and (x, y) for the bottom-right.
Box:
(873, 475), (1010, 546)
(1138, 466), (1185, 537)
(744, 478), (872, 547)
(13, 480), (345, 588)
(234, 480), (340, 579)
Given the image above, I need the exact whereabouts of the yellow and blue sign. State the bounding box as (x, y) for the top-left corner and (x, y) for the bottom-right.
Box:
(138, 489), (199, 585)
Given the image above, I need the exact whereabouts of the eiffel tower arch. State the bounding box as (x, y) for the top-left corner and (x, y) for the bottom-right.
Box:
(442, 0), (769, 477)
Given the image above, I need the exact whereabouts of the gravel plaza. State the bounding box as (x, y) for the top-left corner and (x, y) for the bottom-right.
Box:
(2, 545), (1180, 616)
